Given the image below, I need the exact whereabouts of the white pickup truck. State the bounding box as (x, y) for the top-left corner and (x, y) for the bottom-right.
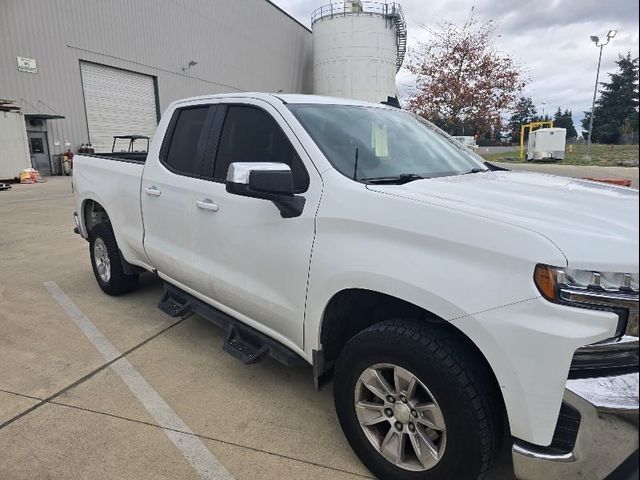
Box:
(72, 93), (639, 480)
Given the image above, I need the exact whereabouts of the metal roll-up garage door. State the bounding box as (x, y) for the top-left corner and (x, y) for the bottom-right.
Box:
(80, 62), (158, 152)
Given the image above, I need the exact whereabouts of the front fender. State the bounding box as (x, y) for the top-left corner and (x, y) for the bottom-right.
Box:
(454, 298), (618, 445)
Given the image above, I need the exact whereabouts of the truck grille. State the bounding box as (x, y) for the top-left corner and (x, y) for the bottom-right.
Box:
(569, 336), (639, 379)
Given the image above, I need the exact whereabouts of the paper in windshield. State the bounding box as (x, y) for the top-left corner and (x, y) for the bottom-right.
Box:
(371, 123), (389, 158)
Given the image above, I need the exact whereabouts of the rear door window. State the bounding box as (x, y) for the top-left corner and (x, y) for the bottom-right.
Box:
(161, 106), (212, 177)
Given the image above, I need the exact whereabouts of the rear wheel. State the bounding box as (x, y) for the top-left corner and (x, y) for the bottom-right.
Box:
(333, 320), (502, 480)
(89, 222), (139, 296)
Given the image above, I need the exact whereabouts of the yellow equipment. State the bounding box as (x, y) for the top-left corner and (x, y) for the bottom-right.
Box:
(520, 121), (554, 160)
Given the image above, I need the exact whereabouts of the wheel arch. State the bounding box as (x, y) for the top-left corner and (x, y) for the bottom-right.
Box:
(315, 288), (507, 427)
(82, 197), (111, 236)
(81, 198), (142, 276)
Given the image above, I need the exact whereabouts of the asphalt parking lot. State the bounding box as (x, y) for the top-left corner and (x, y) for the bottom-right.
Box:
(1, 167), (636, 479)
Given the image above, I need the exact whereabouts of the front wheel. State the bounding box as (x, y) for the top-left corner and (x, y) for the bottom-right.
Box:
(333, 320), (502, 480)
(89, 222), (139, 296)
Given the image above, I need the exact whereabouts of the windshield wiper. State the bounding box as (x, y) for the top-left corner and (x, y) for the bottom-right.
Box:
(461, 168), (488, 175)
(363, 174), (426, 185)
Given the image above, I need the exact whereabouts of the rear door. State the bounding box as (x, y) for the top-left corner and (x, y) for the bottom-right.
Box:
(189, 100), (322, 349)
(141, 103), (217, 287)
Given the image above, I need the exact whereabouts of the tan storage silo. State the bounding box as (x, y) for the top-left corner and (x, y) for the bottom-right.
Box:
(311, 1), (406, 103)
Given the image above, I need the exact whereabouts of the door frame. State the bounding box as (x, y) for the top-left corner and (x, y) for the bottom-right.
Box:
(26, 130), (51, 174)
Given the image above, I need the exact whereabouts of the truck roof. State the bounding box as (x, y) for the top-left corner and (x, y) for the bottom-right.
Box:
(172, 92), (389, 108)
(274, 94), (377, 106)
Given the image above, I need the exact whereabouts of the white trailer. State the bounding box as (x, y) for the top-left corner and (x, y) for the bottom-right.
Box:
(527, 128), (566, 161)
(0, 109), (31, 180)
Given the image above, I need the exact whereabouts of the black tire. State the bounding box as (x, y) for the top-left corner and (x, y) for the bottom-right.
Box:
(89, 222), (139, 296)
(334, 320), (503, 480)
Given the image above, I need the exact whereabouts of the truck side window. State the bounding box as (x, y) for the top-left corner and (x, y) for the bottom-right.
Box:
(213, 106), (309, 192)
(162, 107), (210, 177)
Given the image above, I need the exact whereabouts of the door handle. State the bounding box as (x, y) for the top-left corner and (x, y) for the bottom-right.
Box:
(144, 186), (162, 197)
(196, 199), (219, 212)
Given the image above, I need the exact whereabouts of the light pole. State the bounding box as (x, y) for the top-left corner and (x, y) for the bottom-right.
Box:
(541, 101), (546, 119)
(586, 30), (617, 159)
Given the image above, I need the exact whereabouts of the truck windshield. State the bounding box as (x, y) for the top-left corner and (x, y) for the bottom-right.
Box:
(288, 104), (488, 183)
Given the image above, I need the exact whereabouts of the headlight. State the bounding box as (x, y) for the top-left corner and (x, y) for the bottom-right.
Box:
(534, 265), (639, 300)
(534, 264), (639, 337)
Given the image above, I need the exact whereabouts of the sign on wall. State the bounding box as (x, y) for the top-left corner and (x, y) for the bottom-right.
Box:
(16, 56), (38, 74)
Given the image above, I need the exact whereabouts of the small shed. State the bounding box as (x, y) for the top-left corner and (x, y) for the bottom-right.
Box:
(0, 101), (31, 180)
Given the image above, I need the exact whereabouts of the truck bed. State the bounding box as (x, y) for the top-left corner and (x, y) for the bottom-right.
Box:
(73, 153), (148, 268)
(83, 152), (147, 163)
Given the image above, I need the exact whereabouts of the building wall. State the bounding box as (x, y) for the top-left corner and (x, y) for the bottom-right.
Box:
(0, 0), (312, 156)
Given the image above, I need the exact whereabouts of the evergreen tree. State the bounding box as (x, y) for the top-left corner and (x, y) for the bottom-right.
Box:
(553, 108), (578, 139)
(508, 97), (537, 143)
(532, 114), (552, 123)
(582, 53), (639, 144)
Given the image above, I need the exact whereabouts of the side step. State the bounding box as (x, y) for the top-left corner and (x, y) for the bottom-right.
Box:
(158, 283), (306, 368)
(224, 326), (268, 364)
(158, 289), (191, 317)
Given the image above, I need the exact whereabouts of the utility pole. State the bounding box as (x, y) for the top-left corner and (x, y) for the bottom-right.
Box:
(586, 30), (616, 159)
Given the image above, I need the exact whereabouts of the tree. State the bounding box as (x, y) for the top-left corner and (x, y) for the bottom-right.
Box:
(553, 108), (578, 139)
(507, 97), (537, 143)
(582, 53), (639, 144)
(407, 8), (526, 135)
(532, 114), (552, 123)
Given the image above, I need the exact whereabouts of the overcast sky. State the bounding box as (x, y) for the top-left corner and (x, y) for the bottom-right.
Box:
(273, 0), (639, 129)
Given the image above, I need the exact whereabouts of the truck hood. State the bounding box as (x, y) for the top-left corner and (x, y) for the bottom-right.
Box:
(367, 170), (639, 272)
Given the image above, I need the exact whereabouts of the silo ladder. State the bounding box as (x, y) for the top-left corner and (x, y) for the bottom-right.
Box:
(385, 3), (407, 71)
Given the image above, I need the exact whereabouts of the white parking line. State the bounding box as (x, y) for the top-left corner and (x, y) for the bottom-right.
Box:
(44, 281), (234, 480)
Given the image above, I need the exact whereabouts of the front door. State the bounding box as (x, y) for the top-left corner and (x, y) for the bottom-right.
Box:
(27, 132), (51, 175)
(190, 100), (322, 350)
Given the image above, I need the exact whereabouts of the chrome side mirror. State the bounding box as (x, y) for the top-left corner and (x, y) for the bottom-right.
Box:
(225, 162), (305, 218)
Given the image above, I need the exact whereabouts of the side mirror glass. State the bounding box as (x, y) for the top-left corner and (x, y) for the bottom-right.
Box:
(225, 162), (305, 218)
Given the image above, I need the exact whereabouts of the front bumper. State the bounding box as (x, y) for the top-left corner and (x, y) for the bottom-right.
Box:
(512, 372), (639, 480)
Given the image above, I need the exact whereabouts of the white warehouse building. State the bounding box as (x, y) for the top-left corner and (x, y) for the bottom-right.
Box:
(1, 0), (406, 178)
